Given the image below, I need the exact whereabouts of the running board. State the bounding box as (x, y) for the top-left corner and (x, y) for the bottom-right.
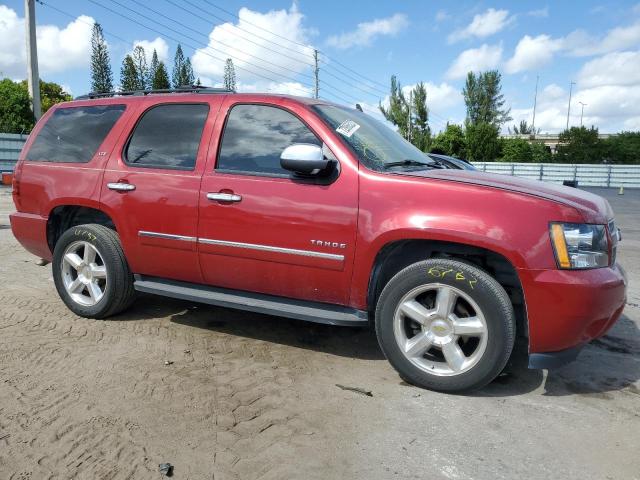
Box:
(133, 275), (369, 327)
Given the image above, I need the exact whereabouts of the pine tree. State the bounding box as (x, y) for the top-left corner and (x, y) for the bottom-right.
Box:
(180, 58), (195, 87)
(172, 44), (185, 88)
(120, 55), (139, 91)
(223, 58), (237, 92)
(379, 75), (409, 139)
(411, 82), (430, 152)
(148, 49), (159, 88)
(90, 23), (113, 93)
(151, 61), (171, 89)
(463, 70), (511, 127)
(132, 45), (148, 90)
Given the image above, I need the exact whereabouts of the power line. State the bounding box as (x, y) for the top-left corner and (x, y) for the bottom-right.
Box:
(101, 0), (316, 88)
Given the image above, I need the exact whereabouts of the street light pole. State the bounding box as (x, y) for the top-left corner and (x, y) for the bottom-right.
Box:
(566, 81), (575, 131)
(25, 0), (41, 120)
(579, 101), (587, 126)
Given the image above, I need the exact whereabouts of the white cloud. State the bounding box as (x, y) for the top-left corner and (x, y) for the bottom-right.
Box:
(192, 4), (314, 92)
(435, 10), (450, 22)
(0, 6), (93, 78)
(445, 44), (503, 79)
(577, 50), (640, 88)
(448, 8), (513, 43)
(326, 13), (408, 49)
(505, 35), (562, 73)
(527, 7), (549, 18)
(563, 21), (640, 56)
(131, 37), (169, 64)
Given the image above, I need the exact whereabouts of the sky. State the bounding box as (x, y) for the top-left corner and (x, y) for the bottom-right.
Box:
(1, 0), (640, 134)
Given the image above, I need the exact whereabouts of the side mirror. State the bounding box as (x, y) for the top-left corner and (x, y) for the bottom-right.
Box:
(280, 144), (331, 176)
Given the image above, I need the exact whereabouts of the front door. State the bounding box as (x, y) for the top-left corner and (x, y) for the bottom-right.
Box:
(197, 100), (358, 305)
(101, 99), (218, 283)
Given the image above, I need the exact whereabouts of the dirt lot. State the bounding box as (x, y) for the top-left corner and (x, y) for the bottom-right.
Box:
(0, 186), (638, 480)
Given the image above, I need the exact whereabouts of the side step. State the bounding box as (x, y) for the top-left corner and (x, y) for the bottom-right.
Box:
(133, 275), (369, 327)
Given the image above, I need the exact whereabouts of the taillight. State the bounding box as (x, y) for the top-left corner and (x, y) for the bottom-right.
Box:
(12, 162), (23, 210)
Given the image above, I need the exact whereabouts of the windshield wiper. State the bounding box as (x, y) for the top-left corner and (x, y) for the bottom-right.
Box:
(383, 159), (436, 169)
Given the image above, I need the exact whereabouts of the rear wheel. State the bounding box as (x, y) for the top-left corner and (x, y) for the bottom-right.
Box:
(53, 224), (135, 318)
(375, 259), (515, 392)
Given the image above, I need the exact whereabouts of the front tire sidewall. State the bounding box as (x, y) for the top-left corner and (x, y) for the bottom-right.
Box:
(376, 259), (515, 393)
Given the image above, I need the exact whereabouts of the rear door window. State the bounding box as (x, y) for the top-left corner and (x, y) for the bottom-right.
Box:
(26, 105), (126, 163)
(124, 103), (209, 170)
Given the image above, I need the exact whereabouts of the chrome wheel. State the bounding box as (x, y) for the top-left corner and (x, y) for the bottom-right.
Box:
(60, 241), (107, 307)
(393, 283), (488, 376)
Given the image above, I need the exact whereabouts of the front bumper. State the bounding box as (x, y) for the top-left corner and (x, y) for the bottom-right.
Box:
(519, 263), (627, 367)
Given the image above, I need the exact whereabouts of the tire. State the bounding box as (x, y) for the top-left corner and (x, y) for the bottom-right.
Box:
(52, 224), (136, 319)
(375, 258), (515, 393)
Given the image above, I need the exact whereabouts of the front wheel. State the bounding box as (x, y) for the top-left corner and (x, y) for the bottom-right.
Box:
(52, 224), (136, 319)
(375, 259), (515, 392)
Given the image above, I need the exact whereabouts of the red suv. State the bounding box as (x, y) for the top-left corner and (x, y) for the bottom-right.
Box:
(10, 88), (627, 392)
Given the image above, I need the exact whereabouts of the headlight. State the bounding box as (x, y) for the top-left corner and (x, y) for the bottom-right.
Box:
(550, 223), (609, 269)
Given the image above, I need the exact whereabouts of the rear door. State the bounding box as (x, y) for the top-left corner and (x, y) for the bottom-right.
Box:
(101, 97), (221, 283)
(197, 99), (359, 305)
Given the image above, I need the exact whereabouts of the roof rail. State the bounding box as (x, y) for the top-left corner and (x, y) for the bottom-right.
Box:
(75, 85), (233, 100)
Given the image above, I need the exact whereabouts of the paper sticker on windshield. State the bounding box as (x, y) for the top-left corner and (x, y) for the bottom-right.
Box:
(336, 120), (360, 138)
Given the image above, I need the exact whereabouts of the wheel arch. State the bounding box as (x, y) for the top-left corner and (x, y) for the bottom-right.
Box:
(366, 238), (528, 343)
(46, 204), (117, 254)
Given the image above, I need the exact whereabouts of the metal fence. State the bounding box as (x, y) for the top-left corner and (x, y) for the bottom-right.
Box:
(472, 162), (640, 188)
(1, 132), (640, 188)
(0, 133), (28, 172)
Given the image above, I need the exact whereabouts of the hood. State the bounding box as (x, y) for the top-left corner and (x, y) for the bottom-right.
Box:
(397, 169), (613, 222)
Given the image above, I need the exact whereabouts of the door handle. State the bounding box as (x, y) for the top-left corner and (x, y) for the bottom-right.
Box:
(207, 192), (242, 202)
(107, 182), (136, 192)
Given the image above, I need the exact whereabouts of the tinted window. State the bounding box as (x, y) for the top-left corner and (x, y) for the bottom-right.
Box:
(26, 105), (125, 163)
(217, 104), (320, 175)
(125, 103), (208, 170)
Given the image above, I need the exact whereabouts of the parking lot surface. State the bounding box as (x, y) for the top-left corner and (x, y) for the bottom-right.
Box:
(0, 186), (638, 480)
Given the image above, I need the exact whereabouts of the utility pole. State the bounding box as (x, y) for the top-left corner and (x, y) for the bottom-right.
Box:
(532, 75), (539, 136)
(25, 0), (41, 120)
(313, 49), (319, 99)
(579, 101), (587, 126)
(566, 81), (575, 131)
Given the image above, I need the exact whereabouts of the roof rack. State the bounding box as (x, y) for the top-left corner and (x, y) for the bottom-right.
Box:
(75, 85), (233, 100)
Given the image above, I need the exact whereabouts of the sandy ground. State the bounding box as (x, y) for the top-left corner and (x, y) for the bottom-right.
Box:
(0, 185), (638, 480)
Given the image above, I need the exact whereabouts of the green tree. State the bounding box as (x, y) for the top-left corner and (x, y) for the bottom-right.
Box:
(148, 49), (159, 87)
(430, 123), (467, 158)
(0, 78), (34, 133)
(508, 119), (539, 135)
(463, 70), (511, 127)
(120, 55), (139, 91)
(19, 80), (72, 112)
(379, 75), (409, 139)
(223, 58), (237, 92)
(132, 45), (148, 90)
(410, 82), (430, 152)
(465, 122), (501, 162)
(530, 142), (552, 163)
(602, 132), (640, 164)
(172, 44), (185, 87)
(556, 126), (604, 164)
(501, 138), (532, 162)
(90, 23), (113, 93)
(151, 61), (171, 89)
(180, 58), (195, 87)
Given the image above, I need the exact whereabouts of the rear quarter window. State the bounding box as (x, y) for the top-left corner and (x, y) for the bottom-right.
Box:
(26, 105), (126, 163)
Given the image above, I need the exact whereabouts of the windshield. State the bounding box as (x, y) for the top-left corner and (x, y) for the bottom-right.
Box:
(313, 105), (435, 171)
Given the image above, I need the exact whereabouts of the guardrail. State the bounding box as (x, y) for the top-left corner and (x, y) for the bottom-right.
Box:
(0, 133), (28, 172)
(472, 162), (640, 188)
